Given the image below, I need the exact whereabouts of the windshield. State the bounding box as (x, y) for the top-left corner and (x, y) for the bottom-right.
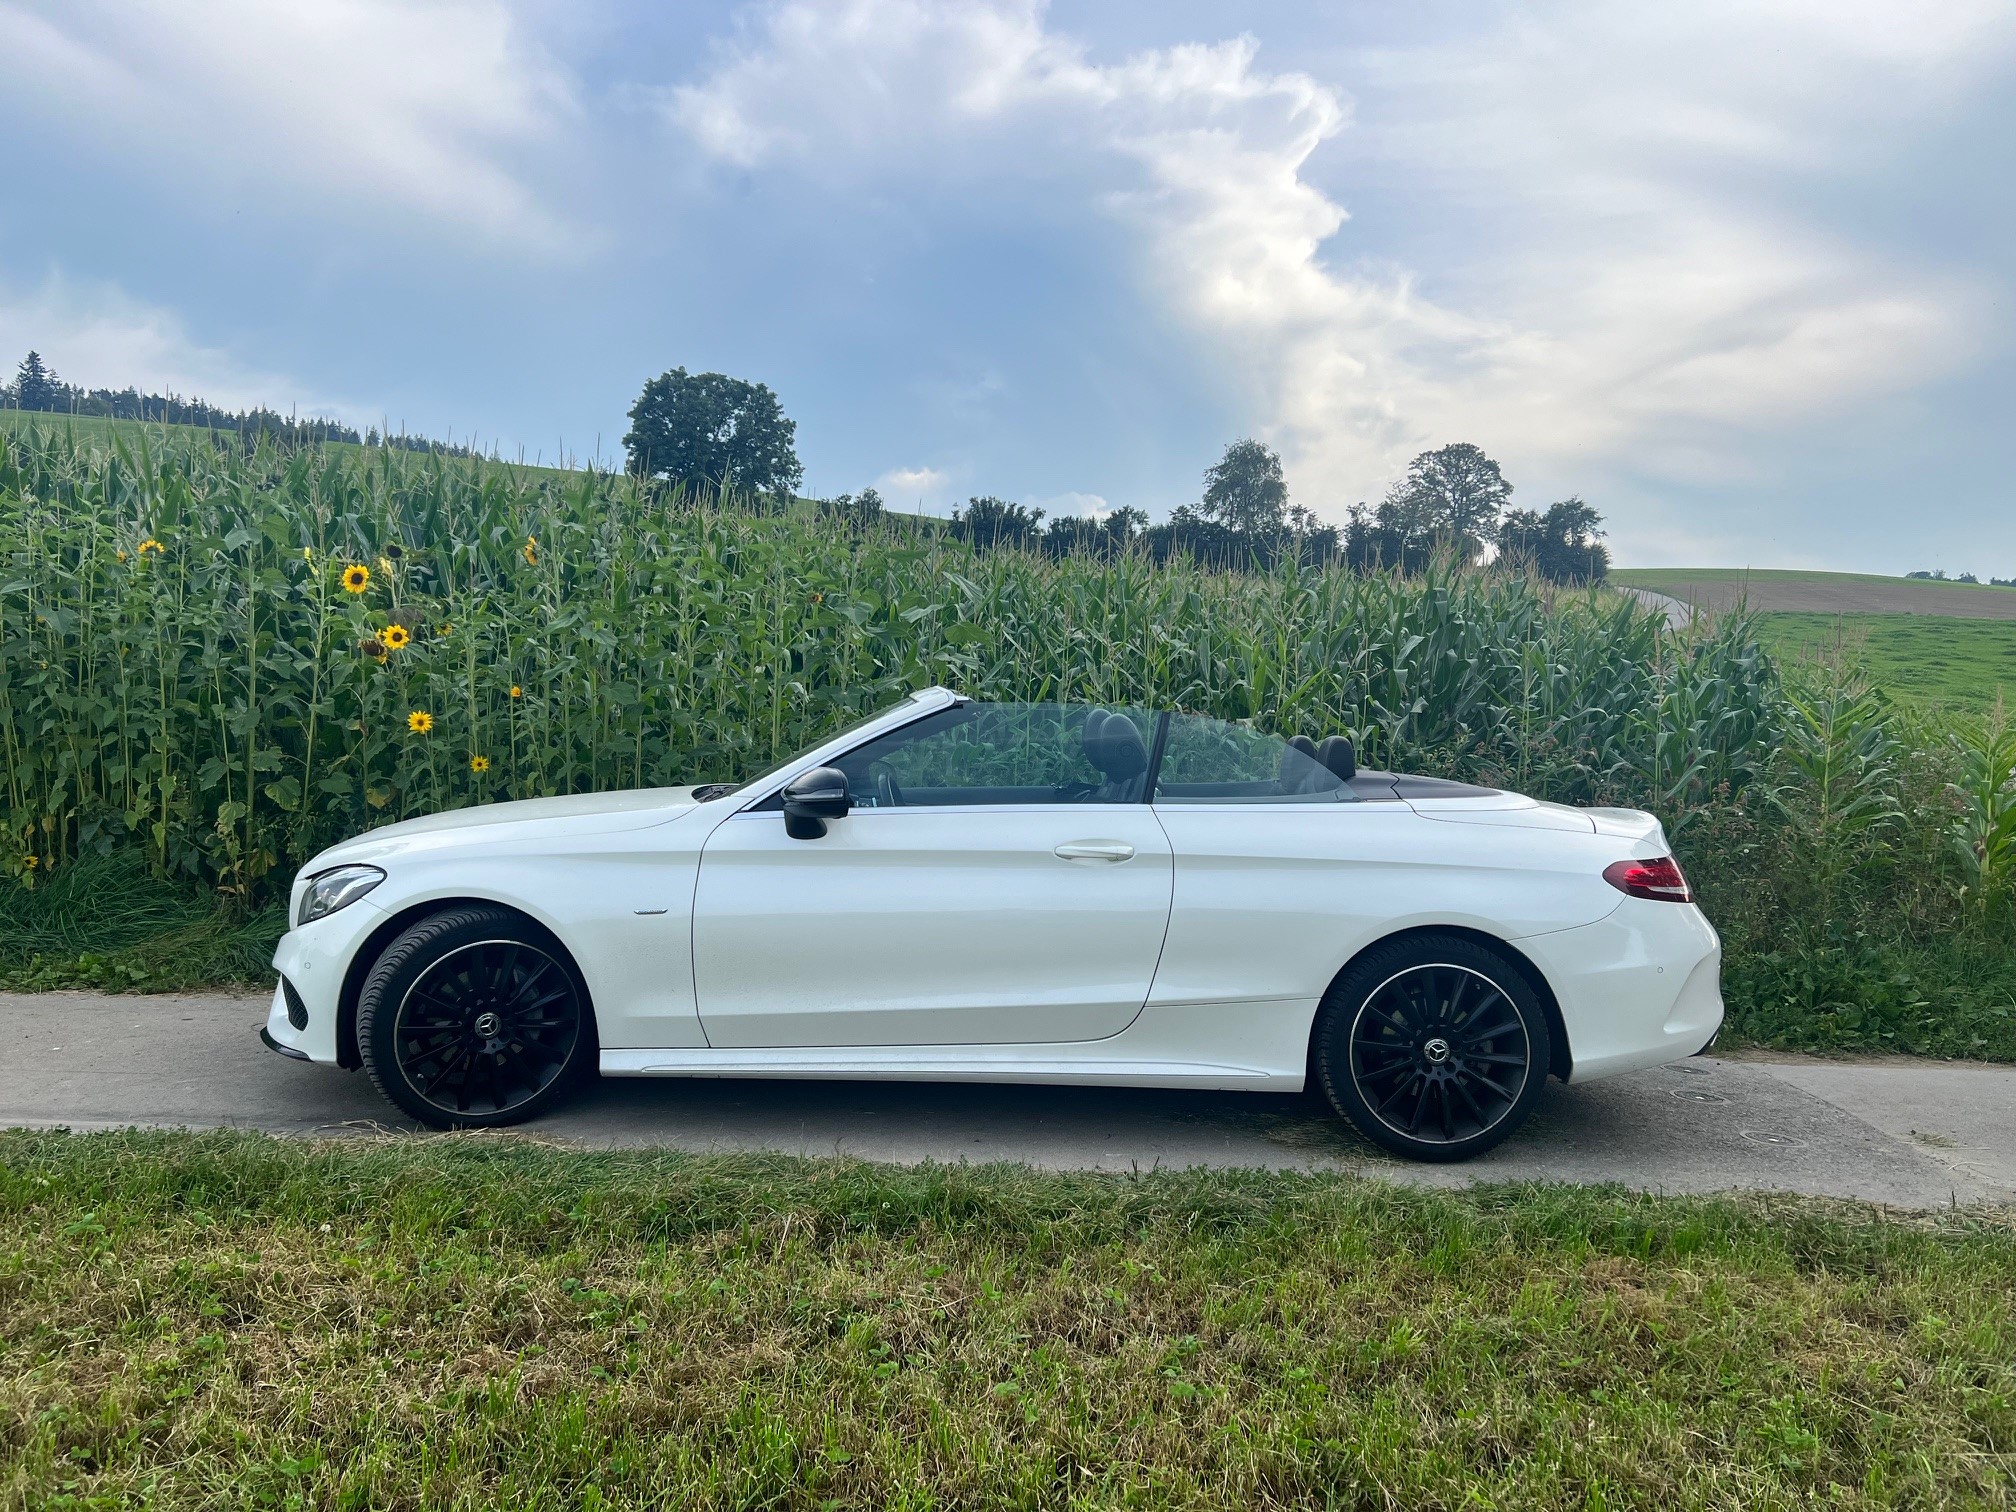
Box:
(691, 698), (923, 802)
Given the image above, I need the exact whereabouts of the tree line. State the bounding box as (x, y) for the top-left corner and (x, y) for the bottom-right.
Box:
(3, 350), (480, 459)
(623, 366), (1608, 583)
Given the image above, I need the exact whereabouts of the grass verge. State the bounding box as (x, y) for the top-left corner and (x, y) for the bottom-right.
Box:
(0, 853), (283, 992)
(2, 1130), (2012, 1508)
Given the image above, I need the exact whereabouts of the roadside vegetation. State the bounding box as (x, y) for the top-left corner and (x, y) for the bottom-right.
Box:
(2, 418), (2014, 1058)
(2, 1130), (2012, 1508)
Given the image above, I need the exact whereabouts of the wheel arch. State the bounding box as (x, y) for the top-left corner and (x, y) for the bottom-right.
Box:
(1307, 924), (1573, 1089)
(335, 896), (596, 1070)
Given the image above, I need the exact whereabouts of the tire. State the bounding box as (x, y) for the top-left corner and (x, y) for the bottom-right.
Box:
(1314, 933), (1552, 1162)
(356, 905), (596, 1129)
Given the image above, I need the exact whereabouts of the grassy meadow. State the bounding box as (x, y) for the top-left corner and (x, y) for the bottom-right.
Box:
(1756, 612), (2016, 715)
(2, 417), (2015, 1058)
(2, 1129), (2013, 1509)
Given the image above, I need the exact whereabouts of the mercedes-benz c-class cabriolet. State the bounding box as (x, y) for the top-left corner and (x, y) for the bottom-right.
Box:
(262, 687), (1721, 1160)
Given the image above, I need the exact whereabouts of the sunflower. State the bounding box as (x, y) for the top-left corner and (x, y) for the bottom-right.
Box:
(138, 538), (164, 556)
(116, 549), (129, 562)
(407, 710), (434, 735)
(359, 638), (387, 659)
(522, 535), (538, 565)
(509, 685), (523, 699)
(381, 624), (411, 651)
(22, 855), (38, 871)
(301, 546), (313, 561)
(341, 564), (371, 594)
(469, 755), (491, 774)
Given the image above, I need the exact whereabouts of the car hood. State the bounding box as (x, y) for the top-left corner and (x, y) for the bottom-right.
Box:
(301, 786), (703, 871)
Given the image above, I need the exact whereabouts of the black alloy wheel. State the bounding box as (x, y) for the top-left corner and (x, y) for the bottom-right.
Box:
(1315, 934), (1552, 1161)
(358, 906), (594, 1128)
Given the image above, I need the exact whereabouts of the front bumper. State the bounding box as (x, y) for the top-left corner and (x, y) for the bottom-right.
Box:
(1518, 897), (1724, 1083)
(260, 895), (391, 1065)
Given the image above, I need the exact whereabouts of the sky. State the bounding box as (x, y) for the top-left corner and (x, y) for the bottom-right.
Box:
(2, 0), (2012, 572)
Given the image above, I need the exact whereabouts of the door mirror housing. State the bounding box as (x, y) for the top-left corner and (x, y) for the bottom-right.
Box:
(781, 766), (851, 838)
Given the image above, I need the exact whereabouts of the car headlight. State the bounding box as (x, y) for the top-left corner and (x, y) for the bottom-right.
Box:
(297, 864), (386, 926)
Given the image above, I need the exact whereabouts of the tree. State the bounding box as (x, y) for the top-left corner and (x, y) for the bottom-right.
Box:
(1496, 497), (1610, 584)
(13, 351), (62, 412)
(951, 496), (1046, 550)
(1379, 443), (1512, 562)
(623, 368), (803, 503)
(1199, 438), (1289, 537)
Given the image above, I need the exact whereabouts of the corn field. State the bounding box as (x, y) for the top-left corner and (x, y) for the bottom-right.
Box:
(0, 422), (1781, 897)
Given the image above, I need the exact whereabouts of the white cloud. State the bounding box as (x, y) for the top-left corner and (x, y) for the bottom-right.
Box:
(0, 0), (579, 251)
(1034, 491), (1109, 519)
(874, 464), (952, 508)
(0, 274), (354, 417)
(669, 0), (2011, 540)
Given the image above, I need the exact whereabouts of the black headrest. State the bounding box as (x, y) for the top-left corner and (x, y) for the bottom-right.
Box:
(1280, 734), (1318, 788)
(1091, 713), (1147, 780)
(1081, 709), (1111, 767)
(1316, 735), (1356, 781)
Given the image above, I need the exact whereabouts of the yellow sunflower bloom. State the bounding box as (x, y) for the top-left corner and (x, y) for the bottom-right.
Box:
(381, 624), (411, 651)
(469, 755), (491, 774)
(509, 685), (523, 699)
(523, 538), (538, 565)
(22, 855), (38, 871)
(407, 710), (434, 735)
(341, 564), (371, 594)
(116, 549), (129, 562)
(138, 538), (164, 556)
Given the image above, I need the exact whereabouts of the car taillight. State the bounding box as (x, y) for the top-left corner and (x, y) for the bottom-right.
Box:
(1602, 855), (1693, 903)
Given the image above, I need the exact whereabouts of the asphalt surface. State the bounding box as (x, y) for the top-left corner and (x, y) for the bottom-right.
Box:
(4, 990), (2012, 1207)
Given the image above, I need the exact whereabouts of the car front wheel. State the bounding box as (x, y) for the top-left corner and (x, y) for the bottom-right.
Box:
(357, 905), (595, 1129)
(1314, 933), (1552, 1162)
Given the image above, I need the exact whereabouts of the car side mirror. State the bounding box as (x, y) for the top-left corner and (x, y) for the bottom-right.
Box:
(781, 766), (851, 839)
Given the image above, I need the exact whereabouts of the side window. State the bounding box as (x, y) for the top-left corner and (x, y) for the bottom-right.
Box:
(833, 703), (1155, 807)
(1153, 714), (1355, 804)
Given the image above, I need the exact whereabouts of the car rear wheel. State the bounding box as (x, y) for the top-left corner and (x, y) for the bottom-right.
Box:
(1314, 933), (1552, 1162)
(357, 905), (595, 1129)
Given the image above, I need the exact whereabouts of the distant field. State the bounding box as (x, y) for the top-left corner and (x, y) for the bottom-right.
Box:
(1611, 567), (2016, 621)
(1754, 611), (2016, 714)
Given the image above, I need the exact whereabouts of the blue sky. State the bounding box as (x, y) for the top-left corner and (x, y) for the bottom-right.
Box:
(3, 0), (2012, 571)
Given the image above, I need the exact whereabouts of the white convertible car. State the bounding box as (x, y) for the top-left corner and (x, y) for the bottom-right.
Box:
(262, 687), (1722, 1161)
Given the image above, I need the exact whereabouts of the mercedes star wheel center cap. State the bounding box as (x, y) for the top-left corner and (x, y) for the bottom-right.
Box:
(1422, 1037), (1452, 1065)
(473, 1011), (502, 1039)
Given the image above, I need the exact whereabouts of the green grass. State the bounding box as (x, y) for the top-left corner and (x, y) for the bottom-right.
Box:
(2, 1130), (2012, 1508)
(0, 852), (283, 992)
(1612, 568), (2016, 620)
(1757, 613), (2016, 715)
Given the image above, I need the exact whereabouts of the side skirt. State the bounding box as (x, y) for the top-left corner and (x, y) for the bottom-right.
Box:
(599, 997), (1319, 1093)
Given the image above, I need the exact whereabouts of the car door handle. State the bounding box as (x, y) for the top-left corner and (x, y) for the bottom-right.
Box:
(1054, 840), (1135, 863)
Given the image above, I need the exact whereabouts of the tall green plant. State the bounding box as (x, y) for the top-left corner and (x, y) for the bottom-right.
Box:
(1946, 717), (2016, 914)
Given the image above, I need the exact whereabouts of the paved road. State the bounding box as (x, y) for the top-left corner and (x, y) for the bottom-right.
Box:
(1618, 586), (1698, 629)
(4, 991), (2012, 1207)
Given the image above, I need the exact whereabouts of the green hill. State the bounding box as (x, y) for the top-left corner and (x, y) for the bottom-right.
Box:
(1611, 566), (2016, 620)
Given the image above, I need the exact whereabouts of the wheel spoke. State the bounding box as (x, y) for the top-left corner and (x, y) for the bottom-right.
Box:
(1403, 1077), (1430, 1133)
(1466, 1068), (1517, 1100)
(1460, 1019), (1521, 1046)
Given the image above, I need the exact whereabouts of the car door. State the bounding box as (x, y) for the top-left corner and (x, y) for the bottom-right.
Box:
(691, 702), (1173, 1048)
(1144, 713), (1425, 1009)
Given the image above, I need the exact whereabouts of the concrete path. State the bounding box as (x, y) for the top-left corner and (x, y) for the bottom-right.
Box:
(4, 991), (2011, 1208)
(1618, 585), (1698, 629)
